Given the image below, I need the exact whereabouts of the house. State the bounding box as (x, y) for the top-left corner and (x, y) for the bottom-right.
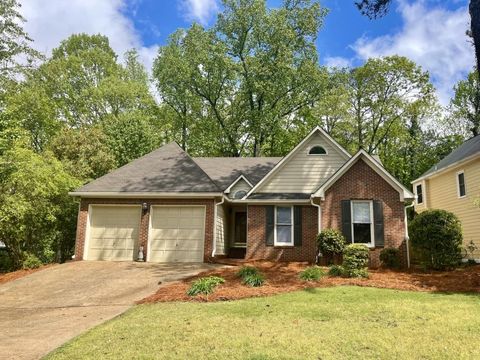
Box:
(70, 127), (414, 267)
(412, 135), (480, 261)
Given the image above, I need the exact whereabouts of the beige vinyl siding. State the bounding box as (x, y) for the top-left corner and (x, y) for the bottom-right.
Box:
(215, 203), (228, 255)
(257, 132), (348, 193)
(417, 158), (480, 259)
(228, 178), (252, 199)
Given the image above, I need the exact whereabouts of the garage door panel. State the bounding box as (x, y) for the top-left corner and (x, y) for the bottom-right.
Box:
(87, 206), (141, 261)
(149, 206), (205, 263)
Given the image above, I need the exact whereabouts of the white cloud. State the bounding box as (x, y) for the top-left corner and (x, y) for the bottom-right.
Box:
(179, 0), (218, 25)
(324, 56), (353, 68)
(350, 0), (474, 104)
(20, 0), (158, 72)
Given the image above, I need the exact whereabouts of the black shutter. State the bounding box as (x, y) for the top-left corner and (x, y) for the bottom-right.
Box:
(294, 206), (302, 246)
(373, 200), (384, 247)
(341, 200), (352, 243)
(265, 205), (274, 246)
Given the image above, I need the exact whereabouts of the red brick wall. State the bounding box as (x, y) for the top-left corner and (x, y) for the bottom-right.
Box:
(246, 205), (318, 262)
(321, 159), (407, 268)
(74, 198), (215, 262)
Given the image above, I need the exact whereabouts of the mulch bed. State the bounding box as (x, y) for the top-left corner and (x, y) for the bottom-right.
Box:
(138, 261), (480, 304)
(0, 264), (55, 285)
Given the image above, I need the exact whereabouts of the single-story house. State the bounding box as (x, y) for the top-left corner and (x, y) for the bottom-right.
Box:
(70, 127), (414, 267)
(412, 135), (480, 261)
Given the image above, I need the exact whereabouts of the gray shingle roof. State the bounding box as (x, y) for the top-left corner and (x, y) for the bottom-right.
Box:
(75, 142), (220, 193)
(247, 193), (311, 200)
(420, 135), (480, 178)
(192, 157), (281, 190)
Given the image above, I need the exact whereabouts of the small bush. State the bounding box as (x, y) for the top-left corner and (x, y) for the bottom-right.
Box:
(380, 248), (400, 269)
(343, 244), (369, 278)
(236, 266), (259, 278)
(317, 229), (346, 257)
(299, 266), (325, 281)
(344, 268), (369, 278)
(409, 209), (462, 270)
(242, 273), (265, 287)
(22, 253), (42, 270)
(0, 250), (13, 272)
(187, 276), (225, 296)
(328, 265), (344, 277)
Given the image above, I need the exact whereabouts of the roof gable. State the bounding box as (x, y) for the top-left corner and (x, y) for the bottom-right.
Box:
(313, 150), (414, 201)
(246, 127), (351, 197)
(73, 142), (220, 193)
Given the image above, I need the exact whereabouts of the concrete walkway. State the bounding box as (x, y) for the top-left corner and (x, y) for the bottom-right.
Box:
(0, 261), (219, 360)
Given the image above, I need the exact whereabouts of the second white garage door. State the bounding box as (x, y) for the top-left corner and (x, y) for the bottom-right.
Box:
(148, 206), (205, 262)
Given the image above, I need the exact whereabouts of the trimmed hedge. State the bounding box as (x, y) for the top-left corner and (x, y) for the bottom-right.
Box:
(380, 248), (400, 269)
(343, 244), (369, 278)
(409, 209), (462, 270)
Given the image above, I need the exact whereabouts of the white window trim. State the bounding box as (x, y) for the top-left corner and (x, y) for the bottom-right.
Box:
(350, 200), (375, 248)
(456, 170), (466, 198)
(274, 206), (294, 246)
(415, 183), (423, 204)
(307, 145), (328, 156)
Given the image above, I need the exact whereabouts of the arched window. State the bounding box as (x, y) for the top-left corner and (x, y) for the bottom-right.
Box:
(308, 145), (327, 155)
(233, 190), (247, 199)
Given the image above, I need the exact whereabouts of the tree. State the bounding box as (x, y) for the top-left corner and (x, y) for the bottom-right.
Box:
(448, 69), (480, 137)
(0, 146), (80, 269)
(153, 0), (328, 156)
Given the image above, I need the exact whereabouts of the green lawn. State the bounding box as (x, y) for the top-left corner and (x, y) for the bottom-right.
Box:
(46, 287), (480, 360)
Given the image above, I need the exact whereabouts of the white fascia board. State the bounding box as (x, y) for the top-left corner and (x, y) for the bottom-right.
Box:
(68, 192), (223, 198)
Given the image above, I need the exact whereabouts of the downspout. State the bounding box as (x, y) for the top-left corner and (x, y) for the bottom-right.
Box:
(311, 196), (322, 264)
(404, 202), (415, 269)
(212, 195), (226, 258)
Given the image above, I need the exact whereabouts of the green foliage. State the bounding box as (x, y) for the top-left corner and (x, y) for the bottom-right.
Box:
(299, 266), (325, 281)
(236, 266), (259, 278)
(328, 265), (345, 277)
(379, 248), (400, 269)
(0, 249), (13, 271)
(409, 210), (463, 270)
(0, 146), (80, 269)
(343, 244), (369, 278)
(22, 253), (42, 270)
(317, 229), (346, 256)
(242, 273), (265, 287)
(187, 276), (225, 296)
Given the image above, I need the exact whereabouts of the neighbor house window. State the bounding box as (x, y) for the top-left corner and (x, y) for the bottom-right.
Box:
(351, 201), (374, 247)
(457, 171), (466, 197)
(416, 184), (423, 204)
(308, 145), (327, 155)
(274, 206), (294, 246)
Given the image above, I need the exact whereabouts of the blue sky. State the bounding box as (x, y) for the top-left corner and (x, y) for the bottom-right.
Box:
(21, 0), (473, 104)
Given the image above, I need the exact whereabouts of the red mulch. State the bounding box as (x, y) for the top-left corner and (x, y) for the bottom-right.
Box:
(0, 264), (55, 285)
(138, 261), (480, 304)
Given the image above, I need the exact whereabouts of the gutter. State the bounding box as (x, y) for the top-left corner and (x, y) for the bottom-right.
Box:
(404, 202), (415, 269)
(212, 195), (226, 258)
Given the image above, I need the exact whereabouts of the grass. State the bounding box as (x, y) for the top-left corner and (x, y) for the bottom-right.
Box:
(46, 287), (480, 360)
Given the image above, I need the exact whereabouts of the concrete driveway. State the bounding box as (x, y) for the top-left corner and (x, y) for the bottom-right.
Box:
(0, 261), (219, 360)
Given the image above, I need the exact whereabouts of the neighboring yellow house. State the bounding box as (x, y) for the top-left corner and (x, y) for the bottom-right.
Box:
(412, 135), (480, 261)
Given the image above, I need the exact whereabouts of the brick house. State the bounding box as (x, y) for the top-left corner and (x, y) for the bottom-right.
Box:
(70, 127), (414, 267)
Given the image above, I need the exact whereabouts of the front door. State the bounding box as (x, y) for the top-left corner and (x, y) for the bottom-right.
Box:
(234, 211), (247, 245)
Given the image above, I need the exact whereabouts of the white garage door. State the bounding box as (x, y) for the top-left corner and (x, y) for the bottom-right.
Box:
(86, 205), (141, 261)
(149, 206), (205, 262)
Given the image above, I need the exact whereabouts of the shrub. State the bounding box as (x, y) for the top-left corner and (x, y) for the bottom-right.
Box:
(242, 273), (265, 287)
(0, 250), (13, 272)
(187, 276), (225, 296)
(22, 253), (42, 270)
(236, 266), (259, 278)
(328, 265), (344, 277)
(409, 209), (462, 270)
(379, 248), (400, 269)
(343, 244), (369, 278)
(299, 266), (326, 281)
(317, 229), (346, 257)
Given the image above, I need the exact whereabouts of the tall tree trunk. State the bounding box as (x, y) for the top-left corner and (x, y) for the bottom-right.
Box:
(470, 0), (480, 74)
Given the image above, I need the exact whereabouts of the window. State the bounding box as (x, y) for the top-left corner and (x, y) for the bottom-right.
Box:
(457, 171), (466, 197)
(351, 201), (374, 246)
(233, 190), (247, 199)
(274, 206), (294, 246)
(308, 145), (327, 155)
(416, 184), (423, 204)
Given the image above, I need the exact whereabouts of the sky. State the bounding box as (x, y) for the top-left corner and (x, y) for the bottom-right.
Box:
(20, 0), (474, 104)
